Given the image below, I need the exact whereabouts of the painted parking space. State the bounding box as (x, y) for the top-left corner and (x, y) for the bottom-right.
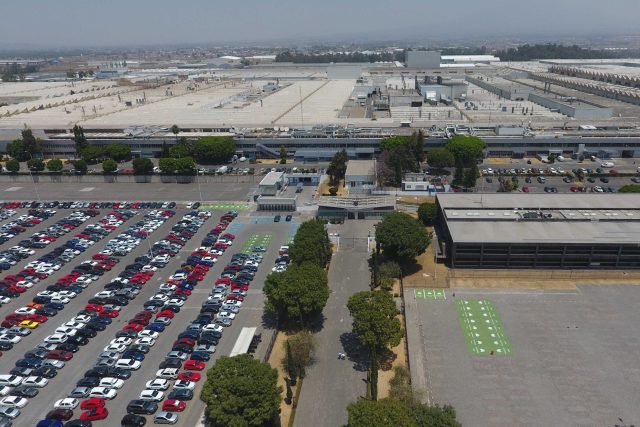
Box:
(241, 233), (273, 254)
(414, 288), (446, 300)
(456, 299), (512, 356)
(198, 202), (249, 211)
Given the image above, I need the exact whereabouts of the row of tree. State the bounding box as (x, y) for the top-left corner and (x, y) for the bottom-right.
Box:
(158, 157), (196, 175)
(426, 135), (486, 190)
(162, 134), (236, 164)
(378, 132), (425, 186)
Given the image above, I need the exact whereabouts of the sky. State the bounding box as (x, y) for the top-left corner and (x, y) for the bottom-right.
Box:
(0, 0), (638, 48)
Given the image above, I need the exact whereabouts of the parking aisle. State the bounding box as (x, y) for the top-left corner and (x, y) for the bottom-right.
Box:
(16, 210), (213, 426)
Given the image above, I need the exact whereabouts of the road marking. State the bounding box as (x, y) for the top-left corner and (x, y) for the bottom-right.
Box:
(4, 187), (22, 192)
(79, 187), (96, 192)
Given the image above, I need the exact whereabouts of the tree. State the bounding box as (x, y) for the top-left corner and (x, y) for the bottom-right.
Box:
(445, 135), (485, 166)
(5, 159), (19, 173)
(412, 404), (461, 427)
(417, 203), (438, 226)
(347, 291), (403, 351)
(102, 159), (118, 173)
(463, 163), (479, 190)
(175, 157), (196, 175)
(326, 149), (348, 186)
(104, 143), (131, 162)
(132, 157), (154, 175)
(81, 145), (104, 164)
(263, 262), (329, 327)
(380, 144), (419, 187)
(160, 141), (170, 157)
(347, 398), (417, 427)
(73, 159), (88, 175)
(20, 129), (42, 155)
(279, 145), (288, 164)
(159, 157), (177, 174)
(169, 142), (191, 159)
(452, 157), (464, 187)
(46, 159), (63, 172)
(380, 136), (410, 152)
(170, 124), (180, 140)
(200, 354), (281, 427)
(192, 136), (236, 164)
(285, 378), (293, 405)
(283, 331), (315, 380)
(27, 158), (45, 172)
(408, 131), (425, 163)
(289, 219), (332, 268)
(376, 212), (431, 262)
(72, 125), (88, 154)
(6, 139), (29, 161)
(426, 148), (454, 170)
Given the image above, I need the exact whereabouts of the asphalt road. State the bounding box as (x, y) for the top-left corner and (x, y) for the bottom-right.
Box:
(295, 221), (375, 427)
(8, 208), (295, 426)
(476, 175), (635, 193)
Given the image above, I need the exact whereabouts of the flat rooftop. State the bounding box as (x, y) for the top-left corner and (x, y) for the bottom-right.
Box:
(438, 194), (640, 245)
(345, 160), (376, 177)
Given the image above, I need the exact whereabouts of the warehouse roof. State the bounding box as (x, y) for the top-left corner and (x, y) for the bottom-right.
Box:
(259, 171), (284, 186)
(437, 193), (640, 210)
(345, 160), (376, 177)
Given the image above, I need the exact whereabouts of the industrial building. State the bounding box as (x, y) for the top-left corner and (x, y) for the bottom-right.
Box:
(435, 193), (640, 269)
(406, 51), (441, 69)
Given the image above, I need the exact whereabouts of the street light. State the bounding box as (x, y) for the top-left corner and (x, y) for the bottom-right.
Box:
(26, 153), (42, 205)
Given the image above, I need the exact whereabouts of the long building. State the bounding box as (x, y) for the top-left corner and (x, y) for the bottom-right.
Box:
(435, 193), (640, 269)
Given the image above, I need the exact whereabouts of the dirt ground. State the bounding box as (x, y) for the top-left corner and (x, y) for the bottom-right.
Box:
(396, 195), (435, 205)
(403, 242), (450, 288)
(318, 178), (348, 196)
(268, 331), (297, 426)
(377, 313), (407, 399)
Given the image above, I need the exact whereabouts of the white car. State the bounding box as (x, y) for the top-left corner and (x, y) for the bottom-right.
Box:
(194, 344), (216, 354)
(110, 337), (133, 346)
(150, 294), (168, 303)
(37, 291), (58, 298)
(14, 307), (36, 316)
(138, 330), (159, 340)
(55, 326), (78, 337)
(99, 377), (124, 389)
(22, 376), (48, 388)
(94, 291), (114, 298)
(224, 299), (242, 308)
(54, 398), (79, 409)
(57, 290), (77, 299)
(50, 296), (71, 304)
(43, 359), (65, 369)
(165, 298), (184, 307)
(0, 386), (10, 397)
(0, 376), (23, 387)
(145, 379), (170, 390)
(135, 337), (156, 347)
(202, 324), (224, 333)
(216, 311), (236, 320)
(155, 368), (179, 380)
(0, 297), (10, 304)
(115, 359), (141, 370)
(159, 284), (176, 292)
(173, 380), (196, 391)
(71, 315), (92, 324)
(0, 335), (21, 344)
(63, 321), (85, 330)
(221, 305), (240, 314)
(139, 389), (164, 401)
(0, 396), (28, 408)
(103, 343), (127, 353)
(45, 333), (68, 344)
(89, 387), (117, 400)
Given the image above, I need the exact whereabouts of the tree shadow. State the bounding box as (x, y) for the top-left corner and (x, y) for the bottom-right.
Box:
(339, 332), (368, 372)
(377, 347), (398, 371)
(261, 310), (279, 330)
(401, 259), (422, 277)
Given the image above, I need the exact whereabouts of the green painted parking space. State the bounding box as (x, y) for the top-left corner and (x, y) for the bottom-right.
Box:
(240, 233), (272, 254)
(414, 288), (446, 300)
(198, 203), (249, 211)
(456, 299), (512, 356)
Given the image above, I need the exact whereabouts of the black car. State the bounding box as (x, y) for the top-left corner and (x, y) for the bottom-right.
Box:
(33, 366), (57, 378)
(24, 348), (49, 359)
(77, 376), (100, 387)
(168, 388), (193, 401)
(178, 331), (200, 340)
(285, 215), (292, 222)
(67, 335), (89, 346)
(12, 385), (39, 397)
(57, 343), (80, 353)
(274, 215), (281, 222)
(126, 399), (158, 415)
(190, 351), (210, 361)
(76, 328), (97, 338)
(171, 344), (193, 354)
(159, 358), (182, 369)
(0, 342), (13, 351)
(116, 330), (139, 339)
(63, 420), (93, 427)
(44, 302), (65, 311)
(84, 322), (107, 332)
(89, 316), (111, 325)
(127, 344), (150, 354)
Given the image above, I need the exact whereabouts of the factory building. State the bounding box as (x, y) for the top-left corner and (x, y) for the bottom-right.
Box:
(406, 51), (441, 69)
(435, 193), (640, 269)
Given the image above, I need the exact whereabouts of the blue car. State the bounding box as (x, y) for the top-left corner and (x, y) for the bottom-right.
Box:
(145, 322), (165, 332)
(190, 351), (211, 361)
(44, 302), (64, 311)
(37, 419), (63, 427)
(122, 351), (145, 361)
(16, 358), (43, 368)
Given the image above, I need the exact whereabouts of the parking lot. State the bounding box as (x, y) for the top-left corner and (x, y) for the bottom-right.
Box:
(406, 286), (640, 427)
(0, 200), (299, 426)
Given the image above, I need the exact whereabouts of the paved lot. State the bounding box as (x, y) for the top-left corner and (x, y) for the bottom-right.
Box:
(406, 286), (640, 427)
(295, 220), (375, 427)
(1, 182), (256, 202)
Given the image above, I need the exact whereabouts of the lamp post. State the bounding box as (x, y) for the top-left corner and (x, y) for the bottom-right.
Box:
(26, 153), (42, 205)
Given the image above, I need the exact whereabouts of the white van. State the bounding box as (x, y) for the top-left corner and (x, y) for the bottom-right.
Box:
(601, 162), (615, 168)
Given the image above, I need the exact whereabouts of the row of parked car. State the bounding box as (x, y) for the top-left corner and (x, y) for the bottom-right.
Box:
(0, 209), (57, 246)
(0, 201), (178, 211)
(0, 210), (16, 222)
(0, 210), (178, 426)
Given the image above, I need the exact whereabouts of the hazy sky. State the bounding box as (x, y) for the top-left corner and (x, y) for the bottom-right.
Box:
(1, 0), (638, 47)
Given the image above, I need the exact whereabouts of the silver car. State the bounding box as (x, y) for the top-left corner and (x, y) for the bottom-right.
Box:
(154, 411), (178, 424)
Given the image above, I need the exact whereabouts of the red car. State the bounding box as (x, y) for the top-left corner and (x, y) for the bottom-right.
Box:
(92, 254), (110, 260)
(173, 337), (196, 347)
(174, 288), (192, 296)
(85, 304), (103, 312)
(123, 323), (144, 332)
(156, 310), (175, 319)
(99, 309), (119, 318)
(215, 278), (231, 286)
(162, 399), (187, 412)
(231, 283), (249, 292)
(80, 397), (105, 410)
(46, 350), (73, 361)
(26, 314), (47, 323)
(184, 360), (205, 371)
(522, 186), (530, 193)
(130, 317), (149, 326)
(178, 371), (201, 382)
(222, 233), (235, 240)
(80, 407), (108, 421)
(134, 312), (153, 320)
(4, 314), (26, 322)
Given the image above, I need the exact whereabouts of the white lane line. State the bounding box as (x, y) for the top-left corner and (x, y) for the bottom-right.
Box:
(79, 187), (96, 192)
(4, 187), (22, 192)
